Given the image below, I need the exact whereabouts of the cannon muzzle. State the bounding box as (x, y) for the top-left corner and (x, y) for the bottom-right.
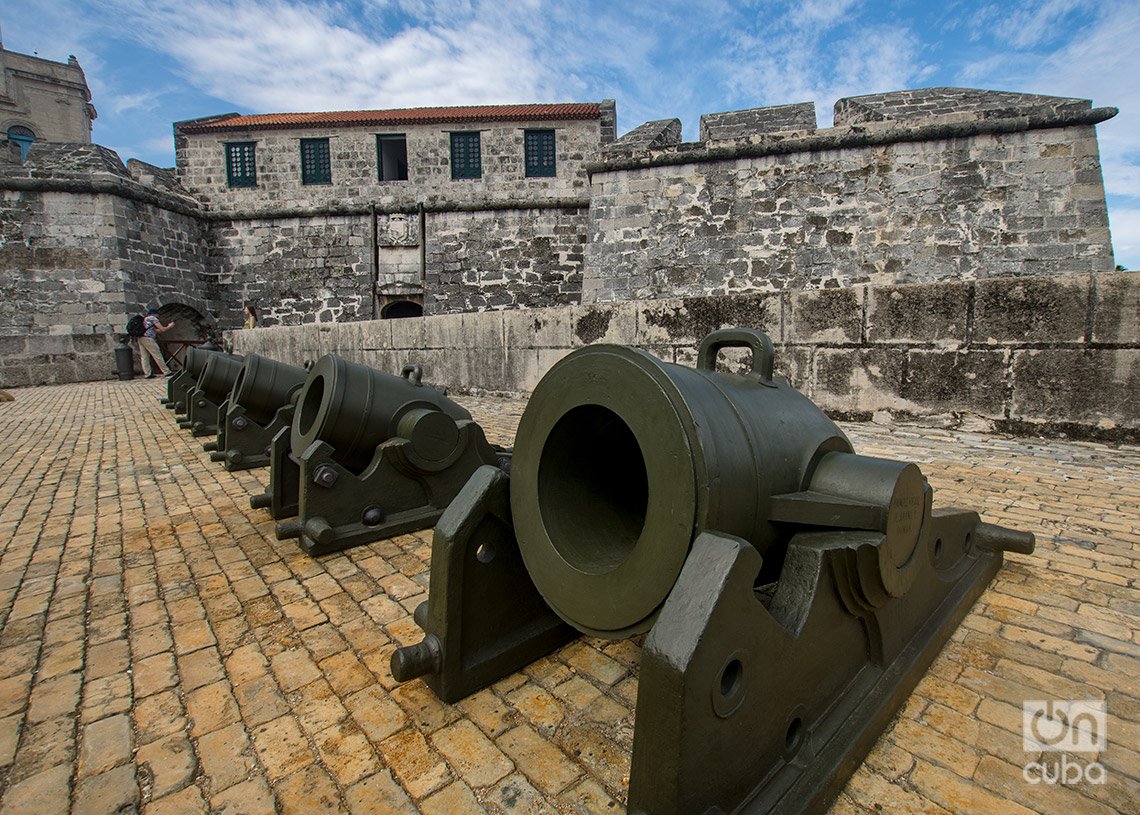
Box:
(508, 328), (1014, 639)
(196, 352), (245, 405)
(291, 354), (472, 473)
(231, 354), (308, 426)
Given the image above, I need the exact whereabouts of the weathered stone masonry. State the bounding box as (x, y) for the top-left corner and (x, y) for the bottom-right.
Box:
(0, 144), (208, 386)
(233, 271), (1140, 438)
(584, 91), (1116, 302)
(4, 87), (1137, 438)
(175, 103), (611, 321)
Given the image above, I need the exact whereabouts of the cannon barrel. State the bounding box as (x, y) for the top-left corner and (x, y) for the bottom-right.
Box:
(291, 355), (472, 473)
(231, 354), (308, 426)
(196, 353), (245, 405)
(185, 346), (219, 381)
(168, 346), (221, 408)
(510, 328), (959, 639)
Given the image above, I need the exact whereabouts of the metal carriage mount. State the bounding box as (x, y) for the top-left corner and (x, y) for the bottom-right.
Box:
(202, 353), (309, 471)
(392, 327), (1035, 815)
(264, 354), (507, 556)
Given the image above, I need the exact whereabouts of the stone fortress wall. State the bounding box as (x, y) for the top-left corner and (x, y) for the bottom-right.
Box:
(232, 270), (1140, 440)
(0, 144), (208, 385)
(585, 89), (1116, 301)
(1, 86), (1136, 434)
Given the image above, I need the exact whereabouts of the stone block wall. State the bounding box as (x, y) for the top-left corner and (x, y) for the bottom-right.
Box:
(205, 214), (372, 327)
(584, 92), (1116, 302)
(232, 271), (1140, 440)
(115, 195), (210, 318)
(0, 189), (119, 385)
(423, 207), (587, 314)
(0, 144), (209, 386)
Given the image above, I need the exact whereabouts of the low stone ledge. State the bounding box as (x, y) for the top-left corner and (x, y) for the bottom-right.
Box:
(231, 272), (1140, 439)
(0, 175), (201, 218)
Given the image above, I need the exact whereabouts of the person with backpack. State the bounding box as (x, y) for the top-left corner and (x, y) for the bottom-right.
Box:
(138, 308), (174, 378)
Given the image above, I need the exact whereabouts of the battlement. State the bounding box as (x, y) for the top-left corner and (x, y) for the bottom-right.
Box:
(833, 86), (1094, 126)
(590, 87), (1116, 172)
(700, 102), (817, 141)
(0, 141), (199, 214)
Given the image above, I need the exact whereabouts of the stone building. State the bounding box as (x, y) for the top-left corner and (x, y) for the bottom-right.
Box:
(173, 101), (616, 323)
(0, 38), (97, 159)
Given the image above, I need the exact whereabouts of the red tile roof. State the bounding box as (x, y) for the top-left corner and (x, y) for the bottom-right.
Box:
(178, 103), (602, 133)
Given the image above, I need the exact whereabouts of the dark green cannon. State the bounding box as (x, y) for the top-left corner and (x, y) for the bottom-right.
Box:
(203, 354), (308, 471)
(178, 352), (244, 437)
(165, 345), (220, 414)
(392, 328), (1034, 815)
(263, 355), (503, 555)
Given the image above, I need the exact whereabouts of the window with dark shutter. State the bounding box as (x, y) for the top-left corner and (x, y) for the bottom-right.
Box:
(225, 142), (257, 187)
(300, 138), (332, 184)
(377, 134), (409, 181)
(450, 131), (482, 179)
(524, 129), (556, 177)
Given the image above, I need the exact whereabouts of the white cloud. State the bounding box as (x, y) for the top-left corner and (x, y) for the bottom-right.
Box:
(1108, 204), (1140, 269)
(993, 0), (1090, 48)
(107, 90), (164, 115)
(725, 22), (922, 127)
(789, 0), (860, 30)
(105, 0), (554, 112)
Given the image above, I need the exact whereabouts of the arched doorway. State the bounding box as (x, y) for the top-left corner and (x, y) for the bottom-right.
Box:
(381, 300), (424, 319)
(155, 303), (210, 370)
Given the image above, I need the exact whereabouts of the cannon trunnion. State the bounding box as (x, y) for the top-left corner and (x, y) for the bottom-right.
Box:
(260, 354), (502, 556)
(205, 354), (308, 471)
(392, 328), (1034, 815)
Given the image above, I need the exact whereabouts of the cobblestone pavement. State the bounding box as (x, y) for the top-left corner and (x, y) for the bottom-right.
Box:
(0, 378), (1136, 815)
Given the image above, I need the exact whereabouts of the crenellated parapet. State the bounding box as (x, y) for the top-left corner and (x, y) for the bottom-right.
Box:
(583, 87), (1118, 303)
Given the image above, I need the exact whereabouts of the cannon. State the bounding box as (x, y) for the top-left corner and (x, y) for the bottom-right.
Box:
(204, 354), (308, 471)
(391, 328), (1034, 815)
(164, 344), (220, 414)
(178, 352), (244, 437)
(262, 354), (504, 556)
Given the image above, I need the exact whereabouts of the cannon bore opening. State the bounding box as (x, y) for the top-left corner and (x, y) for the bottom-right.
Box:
(537, 404), (648, 575)
(298, 374), (326, 438)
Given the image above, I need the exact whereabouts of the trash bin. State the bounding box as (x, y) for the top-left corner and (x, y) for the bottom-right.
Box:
(114, 336), (135, 381)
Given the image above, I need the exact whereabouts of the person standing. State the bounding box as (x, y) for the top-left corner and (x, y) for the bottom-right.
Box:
(139, 308), (174, 378)
(243, 304), (258, 329)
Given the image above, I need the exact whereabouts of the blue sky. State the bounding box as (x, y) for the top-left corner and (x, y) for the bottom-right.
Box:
(5, 0), (1138, 266)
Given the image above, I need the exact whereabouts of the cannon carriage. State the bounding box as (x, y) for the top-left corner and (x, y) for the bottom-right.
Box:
(202, 353), (308, 471)
(391, 328), (1034, 815)
(254, 355), (505, 556)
